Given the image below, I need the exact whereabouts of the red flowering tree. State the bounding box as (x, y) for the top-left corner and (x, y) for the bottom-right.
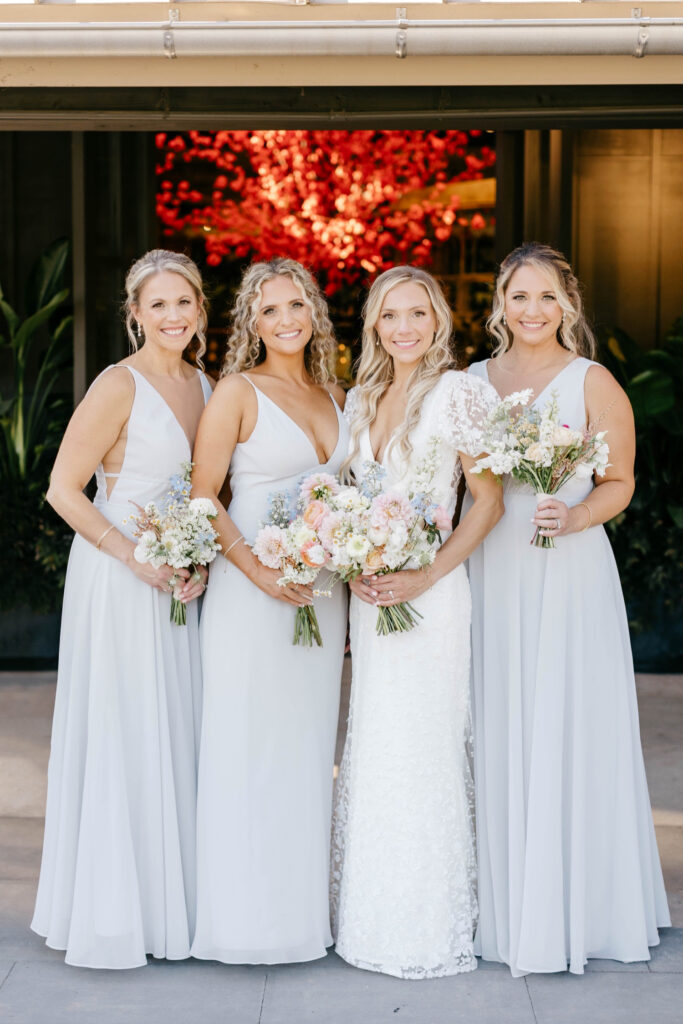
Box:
(156, 130), (495, 294)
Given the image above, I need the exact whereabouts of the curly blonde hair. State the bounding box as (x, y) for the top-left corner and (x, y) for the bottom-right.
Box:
(487, 243), (596, 359)
(123, 249), (208, 368)
(220, 259), (336, 384)
(342, 266), (455, 480)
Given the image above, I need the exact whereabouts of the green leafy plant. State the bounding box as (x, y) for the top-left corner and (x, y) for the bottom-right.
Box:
(0, 238), (74, 613)
(598, 319), (683, 648)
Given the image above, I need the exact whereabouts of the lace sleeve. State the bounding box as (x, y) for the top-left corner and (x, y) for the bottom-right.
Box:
(343, 386), (360, 428)
(437, 372), (500, 457)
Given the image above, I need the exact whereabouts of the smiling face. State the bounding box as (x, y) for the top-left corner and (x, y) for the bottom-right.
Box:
(254, 275), (313, 357)
(375, 281), (437, 368)
(133, 270), (200, 353)
(503, 264), (564, 350)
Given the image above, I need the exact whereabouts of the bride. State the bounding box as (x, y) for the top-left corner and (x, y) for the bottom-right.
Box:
(331, 266), (502, 979)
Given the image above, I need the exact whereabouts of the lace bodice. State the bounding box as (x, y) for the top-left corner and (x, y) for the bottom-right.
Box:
(345, 370), (499, 520)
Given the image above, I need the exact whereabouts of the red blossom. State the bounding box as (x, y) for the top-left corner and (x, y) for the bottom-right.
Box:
(155, 130), (496, 290)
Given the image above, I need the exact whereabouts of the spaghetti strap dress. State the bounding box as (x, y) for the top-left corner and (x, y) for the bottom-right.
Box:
(191, 375), (348, 964)
(31, 364), (211, 969)
(466, 356), (670, 976)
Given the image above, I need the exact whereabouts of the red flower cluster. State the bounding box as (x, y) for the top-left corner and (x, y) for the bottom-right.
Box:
(156, 130), (496, 293)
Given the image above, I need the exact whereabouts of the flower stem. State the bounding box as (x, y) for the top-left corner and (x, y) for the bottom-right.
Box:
(170, 596), (187, 625)
(293, 605), (323, 647)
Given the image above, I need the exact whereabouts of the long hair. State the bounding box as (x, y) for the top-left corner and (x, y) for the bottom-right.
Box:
(221, 258), (336, 385)
(342, 265), (455, 479)
(487, 242), (596, 359)
(123, 249), (208, 368)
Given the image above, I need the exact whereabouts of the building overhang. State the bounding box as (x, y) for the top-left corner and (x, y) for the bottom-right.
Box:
(1, 2), (683, 88)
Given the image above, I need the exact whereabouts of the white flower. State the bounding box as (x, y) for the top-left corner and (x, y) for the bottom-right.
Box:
(574, 461), (594, 480)
(368, 525), (388, 546)
(346, 534), (370, 560)
(385, 521), (409, 553)
(552, 425), (581, 446)
(525, 442), (550, 466)
(335, 487), (368, 512)
(292, 523), (317, 549)
(188, 497), (217, 518)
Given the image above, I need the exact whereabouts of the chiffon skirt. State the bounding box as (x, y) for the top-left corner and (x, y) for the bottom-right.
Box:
(469, 487), (670, 976)
(31, 534), (202, 968)
(192, 554), (346, 964)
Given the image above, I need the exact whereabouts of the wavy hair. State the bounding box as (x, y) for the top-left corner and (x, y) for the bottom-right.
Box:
(220, 258), (336, 384)
(342, 266), (455, 480)
(487, 242), (596, 359)
(123, 249), (208, 368)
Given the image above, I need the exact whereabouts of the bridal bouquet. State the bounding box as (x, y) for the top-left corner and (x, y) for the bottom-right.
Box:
(128, 462), (221, 624)
(471, 389), (610, 548)
(252, 473), (341, 647)
(321, 442), (450, 636)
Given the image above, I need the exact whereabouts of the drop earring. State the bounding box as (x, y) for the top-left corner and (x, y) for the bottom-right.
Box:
(502, 313), (507, 326)
(136, 322), (142, 338)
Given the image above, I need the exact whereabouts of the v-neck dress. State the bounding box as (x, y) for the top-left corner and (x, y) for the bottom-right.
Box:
(32, 364), (212, 968)
(191, 375), (349, 965)
(466, 357), (670, 976)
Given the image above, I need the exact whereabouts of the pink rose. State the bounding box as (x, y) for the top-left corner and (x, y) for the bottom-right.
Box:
(303, 500), (327, 530)
(301, 539), (327, 568)
(432, 505), (452, 531)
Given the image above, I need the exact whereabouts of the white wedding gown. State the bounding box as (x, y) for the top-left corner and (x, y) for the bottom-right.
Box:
(467, 356), (670, 976)
(32, 365), (211, 968)
(331, 370), (499, 979)
(191, 376), (348, 964)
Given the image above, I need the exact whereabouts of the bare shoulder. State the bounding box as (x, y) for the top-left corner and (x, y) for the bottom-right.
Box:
(82, 364), (134, 411)
(584, 362), (633, 425)
(206, 372), (255, 413)
(327, 381), (347, 410)
(584, 362), (628, 404)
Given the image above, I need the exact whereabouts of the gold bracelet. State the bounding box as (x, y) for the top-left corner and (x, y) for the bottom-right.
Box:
(224, 535), (245, 557)
(96, 524), (115, 550)
(576, 502), (592, 532)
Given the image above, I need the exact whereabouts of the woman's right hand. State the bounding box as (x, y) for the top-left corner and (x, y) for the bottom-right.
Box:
(249, 560), (315, 607)
(127, 555), (190, 593)
(349, 575), (379, 606)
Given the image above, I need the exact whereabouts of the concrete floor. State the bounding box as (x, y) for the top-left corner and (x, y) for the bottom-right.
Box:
(0, 668), (681, 1023)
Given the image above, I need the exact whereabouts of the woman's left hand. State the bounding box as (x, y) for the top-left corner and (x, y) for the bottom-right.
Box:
(176, 565), (209, 604)
(363, 568), (433, 606)
(533, 497), (570, 538)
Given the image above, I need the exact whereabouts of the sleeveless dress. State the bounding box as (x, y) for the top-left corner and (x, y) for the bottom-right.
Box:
(466, 356), (670, 976)
(191, 376), (348, 965)
(31, 364), (211, 969)
(331, 370), (499, 979)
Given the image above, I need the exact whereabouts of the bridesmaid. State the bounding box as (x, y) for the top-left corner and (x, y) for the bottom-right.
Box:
(467, 242), (670, 976)
(31, 250), (213, 968)
(190, 258), (348, 964)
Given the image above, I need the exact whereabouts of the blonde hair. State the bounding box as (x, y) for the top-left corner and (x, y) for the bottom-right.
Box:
(123, 249), (208, 368)
(488, 243), (596, 359)
(343, 265), (455, 479)
(221, 258), (336, 384)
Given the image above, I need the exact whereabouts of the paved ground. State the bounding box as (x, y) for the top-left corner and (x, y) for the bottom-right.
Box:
(0, 669), (681, 1024)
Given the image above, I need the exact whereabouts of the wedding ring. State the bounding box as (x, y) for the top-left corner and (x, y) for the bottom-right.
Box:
(389, 590), (394, 599)
(556, 518), (561, 531)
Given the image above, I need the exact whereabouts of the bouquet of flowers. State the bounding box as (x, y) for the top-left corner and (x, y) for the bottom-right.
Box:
(471, 389), (610, 548)
(252, 473), (340, 647)
(128, 462), (221, 623)
(320, 441), (451, 636)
